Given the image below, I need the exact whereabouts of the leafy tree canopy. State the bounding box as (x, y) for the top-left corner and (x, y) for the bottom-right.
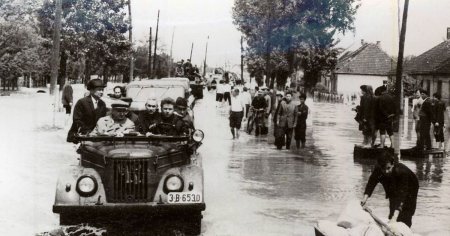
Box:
(37, 0), (131, 82)
(233, 0), (359, 90)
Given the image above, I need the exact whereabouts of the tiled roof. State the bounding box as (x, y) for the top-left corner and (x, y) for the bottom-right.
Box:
(405, 40), (450, 75)
(335, 43), (395, 75)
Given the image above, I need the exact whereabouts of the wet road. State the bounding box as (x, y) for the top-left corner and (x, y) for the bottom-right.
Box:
(0, 87), (449, 235)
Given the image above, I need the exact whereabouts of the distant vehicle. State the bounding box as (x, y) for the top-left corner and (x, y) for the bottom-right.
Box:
(125, 78), (190, 111)
(53, 79), (205, 235)
(205, 68), (225, 90)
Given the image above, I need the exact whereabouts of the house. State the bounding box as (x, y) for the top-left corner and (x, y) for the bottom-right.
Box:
(331, 40), (396, 96)
(405, 40), (450, 102)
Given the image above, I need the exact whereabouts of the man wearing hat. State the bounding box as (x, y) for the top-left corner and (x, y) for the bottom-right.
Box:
(175, 97), (194, 129)
(67, 79), (107, 142)
(90, 102), (135, 136)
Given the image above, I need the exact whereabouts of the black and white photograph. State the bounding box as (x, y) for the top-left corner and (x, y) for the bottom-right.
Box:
(1, 0), (450, 235)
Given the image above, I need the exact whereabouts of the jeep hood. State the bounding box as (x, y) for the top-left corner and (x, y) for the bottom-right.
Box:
(83, 142), (182, 159)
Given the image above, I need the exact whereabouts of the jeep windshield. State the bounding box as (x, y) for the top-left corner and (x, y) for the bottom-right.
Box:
(127, 86), (185, 102)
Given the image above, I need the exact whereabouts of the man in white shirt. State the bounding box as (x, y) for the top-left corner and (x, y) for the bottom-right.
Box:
(229, 88), (247, 139)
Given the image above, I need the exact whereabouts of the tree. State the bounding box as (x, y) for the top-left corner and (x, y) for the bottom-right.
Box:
(133, 40), (174, 79)
(233, 0), (359, 90)
(0, 0), (50, 89)
(37, 0), (131, 86)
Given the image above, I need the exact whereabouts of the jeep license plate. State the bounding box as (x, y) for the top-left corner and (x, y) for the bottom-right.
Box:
(168, 192), (202, 204)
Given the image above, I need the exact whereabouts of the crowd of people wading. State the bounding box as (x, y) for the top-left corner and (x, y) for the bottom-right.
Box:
(355, 84), (446, 151)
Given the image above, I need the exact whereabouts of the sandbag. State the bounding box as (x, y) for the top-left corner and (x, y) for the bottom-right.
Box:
(389, 222), (414, 236)
(317, 220), (349, 236)
(348, 223), (384, 236)
(337, 200), (375, 228)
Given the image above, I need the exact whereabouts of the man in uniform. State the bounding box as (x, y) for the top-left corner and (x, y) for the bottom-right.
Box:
(361, 151), (419, 228)
(138, 98), (161, 133)
(67, 79), (107, 142)
(90, 102), (135, 136)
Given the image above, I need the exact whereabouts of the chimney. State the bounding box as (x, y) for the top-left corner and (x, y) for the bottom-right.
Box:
(447, 27), (450, 40)
(361, 39), (365, 45)
(376, 41), (381, 46)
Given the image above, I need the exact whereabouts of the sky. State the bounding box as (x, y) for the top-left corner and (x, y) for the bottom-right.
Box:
(131, 0), (450, 71)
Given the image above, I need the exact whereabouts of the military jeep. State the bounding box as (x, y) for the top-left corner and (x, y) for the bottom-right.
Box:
(53, 78), (205, 234)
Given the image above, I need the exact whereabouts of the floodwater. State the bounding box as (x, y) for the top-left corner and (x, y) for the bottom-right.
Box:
(0, 87), (449, 235)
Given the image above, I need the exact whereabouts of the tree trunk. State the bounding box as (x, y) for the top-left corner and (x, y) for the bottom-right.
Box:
(49, 0), (62, 95)
(84, 58), (91, 86)
(304, 70), (320, 92)
(103, 65), (109, 85)
(58, 50), (67, 90)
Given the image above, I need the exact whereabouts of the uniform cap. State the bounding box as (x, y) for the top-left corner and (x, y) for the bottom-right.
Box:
(111, 101), (129, 110)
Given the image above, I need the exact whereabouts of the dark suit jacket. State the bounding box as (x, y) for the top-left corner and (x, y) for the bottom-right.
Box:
(419, 98), (435, 123)
(67, 96), (107, 142)
(364, 163), (419, 212)
(433, 100), (446, 124)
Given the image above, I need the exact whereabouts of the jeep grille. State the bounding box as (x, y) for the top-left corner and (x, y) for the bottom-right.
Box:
(111, 158), (151, 202)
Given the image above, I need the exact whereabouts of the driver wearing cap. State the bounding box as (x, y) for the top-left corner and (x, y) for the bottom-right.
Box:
(90, 102), (135, 137)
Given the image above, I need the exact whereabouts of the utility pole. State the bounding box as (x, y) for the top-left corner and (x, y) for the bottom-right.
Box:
(169, 27), (175, 77)
(128, 0), (134, 81)
(394, 0), (410, 155)
(241, 36), (244, 82)
(189, 42), (194, 61)
(152, 10), (160, 79)
(203, 36), (209, 77)
(50, 0), (62, 95)
(148, 27), (152, 78)
(264, 0), (273, 87)
(49, 0), (62, 127)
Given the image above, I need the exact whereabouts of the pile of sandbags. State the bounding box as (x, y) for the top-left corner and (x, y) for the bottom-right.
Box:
(316, 200), (420, 236)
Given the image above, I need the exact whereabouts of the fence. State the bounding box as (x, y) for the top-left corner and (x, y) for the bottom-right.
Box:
(313, 91), (344, 103)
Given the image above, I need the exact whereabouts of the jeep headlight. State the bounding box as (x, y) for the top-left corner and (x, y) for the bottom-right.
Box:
(192, 129), (204, 142)
(163, 175), (184, 193)
(76, 175), (98, 197)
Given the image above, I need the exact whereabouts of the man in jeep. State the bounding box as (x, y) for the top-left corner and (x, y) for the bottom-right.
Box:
(90, 102), (135, 137)
(67, 79), (107, 142)
(147, 97), (190, 136)
(138, 98), (161, 133)
(175, 97), (194, 129)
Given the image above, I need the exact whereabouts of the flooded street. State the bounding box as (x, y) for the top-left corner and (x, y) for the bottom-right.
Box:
(0, 88), (449, 235)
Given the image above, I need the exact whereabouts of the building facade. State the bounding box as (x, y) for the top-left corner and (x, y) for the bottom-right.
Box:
(331, 41), (395, 96)
(405, 40), (450, 102)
